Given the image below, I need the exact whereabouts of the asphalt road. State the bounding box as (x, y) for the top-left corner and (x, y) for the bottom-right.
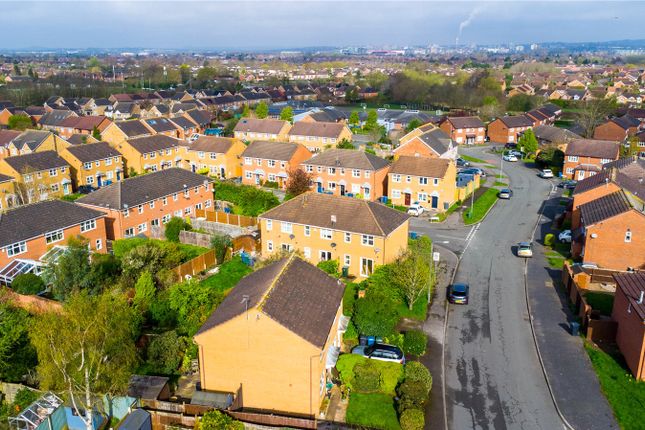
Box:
(443, 147), (566, 430)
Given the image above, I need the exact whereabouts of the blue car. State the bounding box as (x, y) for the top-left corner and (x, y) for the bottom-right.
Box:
(448, 283), (470, 305)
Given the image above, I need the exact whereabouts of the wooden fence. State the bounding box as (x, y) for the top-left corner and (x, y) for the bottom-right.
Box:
(173, 250), (217, 279)
(195, 209), (258, 228)
(228, 411), (317, 429)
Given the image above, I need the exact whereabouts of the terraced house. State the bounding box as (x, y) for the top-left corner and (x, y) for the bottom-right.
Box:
(0, 151), (71, 202)
(241, 140), (312, 188)
(61, 142), (124, 190)
(287, 121), (353, 152)
(183, 136), (246, 178)
(439, 116), (486, 145)
(563, 139), (620, 180)
(388, 156), (457, 211)
(259, 193), (410, 278)
(233, 118), (291, 142)
(76, 168), (213, 240)
(394, 124), (457, 159)
(5, 130), (67, 157)
(302, 149), (390, 200)
(115, 134), (184, 174)
(0, 174), (15, 210)
(0, 200), (107, 285)
(487, 115), (533, 144)
(101, 119), (154, 148)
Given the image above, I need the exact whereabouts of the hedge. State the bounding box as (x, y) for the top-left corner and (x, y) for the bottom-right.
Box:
(336, 354), (403, 396)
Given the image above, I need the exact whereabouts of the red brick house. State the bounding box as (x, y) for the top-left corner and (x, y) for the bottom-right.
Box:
(563, 139), (620, 180)
(241, 141), (312, 188)
(612, 272), (645, 381)
(487, 115), (533, 144)
(439, 116), (486, 145)
(593, 115), (640, 142)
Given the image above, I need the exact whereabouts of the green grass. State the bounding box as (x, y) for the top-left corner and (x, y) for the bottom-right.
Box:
(385, 202), (408, 212)
(545, 252), (566, 269)
(463, 188), (499, 225)
(494, 181), (507, 187)
(585, 343), (645, 430)
(460, 154), (487, 164)
(434, 201), (461, 222)
(346, 393), (400, 430)
(60, 193), (84, 202)
(200, 257), (252, 294)
(584, 292), (615, 316)
(396, 289), (428, 320)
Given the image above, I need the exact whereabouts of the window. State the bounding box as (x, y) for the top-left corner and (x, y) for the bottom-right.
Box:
(137, 222), (147, 233)
(150, 152), (156, 159)
(162, 214), (171, 224)
(86, 176), (95, 185)
(151, 219), (160, 227)
(184, 207), (192, 215)
(162, 197), (168, 206)
(175, 210), (182, 217)
(123, 208), (129, 217)
(256, 158), (262, 166)
(317, 166), (323, 173)
(268, 160), (276, 167)
(568, 155), (579, 162)
(328, 167), (336, 175)
(106, 158), (112, 166)
(320, 250), (332, 261)
(406, 175), (411, 183)
(138, 205), (143, 214)
(433, 178), (439, 186)
(50, 183), (59, 193)
(364, 171), (370, 179)
(24, 174), (32, 183)
(566, 168), (573, 174)
(361, 235), (374, 246)
(95, 239), (102, 250)
(304, 247), (311, 259)
(205, 199), (212, 208)
(281, 222), (293, 233)
(244, 157), (252, 165)
(360, 258), (374, 277)
(418, 192), (428, 202)
(95, 161), (100, 167)
(80, 219), (96, 232)
(210, 152), (217, 160)
(304, 225), (310, 236)
(280, 161), (286, 168)
(173, 193), (178, 201)
(281, 243), (293, 252)
(344, 254), (351, 267)
(392, 189), (401, 199)
(6, 241), (26, 257)
(49, 168), (58, 177)
(106, 171), (113, 180)
(268, 174), (276, 182)
(625, 229), (632, 243)
(266, 219), (273, 231)
(149, 201), (155, 209)
(305, 165), (313, 173)
(601, 158), (612, 164)
(84, 162), (92, 170)
(245, 171), (253, 179)
(267, 240), (274, 252)
(320, 229), (332, 240)
(195, 203), (202, 210)
(45, 229), (64, 244)
(345, 232), (351, 243)
(419, 177), (428, 185)
(198, 151), (205, 159)
(124, 227), (135, 238)
(353, 169), (361, 178)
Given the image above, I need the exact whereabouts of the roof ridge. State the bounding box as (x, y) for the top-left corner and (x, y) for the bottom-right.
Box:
(257, 255), (294, 312)
(365, 201), (386, 236)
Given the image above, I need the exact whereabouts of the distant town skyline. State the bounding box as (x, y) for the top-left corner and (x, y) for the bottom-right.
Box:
(1, 1), (644, 50)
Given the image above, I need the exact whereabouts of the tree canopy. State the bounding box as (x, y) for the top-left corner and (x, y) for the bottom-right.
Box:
(280, 106), (294, 123)
(255, 102), (269, 119)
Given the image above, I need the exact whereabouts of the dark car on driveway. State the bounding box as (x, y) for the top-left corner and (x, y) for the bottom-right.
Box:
(558, 179), (577, 190)
(457, 157), (470, 167)
(351, 343), (405, 364)
(448, 283), (470, 304)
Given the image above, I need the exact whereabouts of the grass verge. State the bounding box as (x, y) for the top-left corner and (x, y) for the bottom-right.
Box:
(494, 181), (507, 187)
(461, 154), (486, 164)
(584, 342), (645, 429)
(463, 188), (498, 225)
(346, 393), (400, 430)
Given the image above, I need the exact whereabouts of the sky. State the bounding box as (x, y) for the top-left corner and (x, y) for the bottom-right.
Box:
(1, 1), (644, 50)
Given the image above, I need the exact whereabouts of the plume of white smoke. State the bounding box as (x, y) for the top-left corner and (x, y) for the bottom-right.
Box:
(458, 6), (484, 39)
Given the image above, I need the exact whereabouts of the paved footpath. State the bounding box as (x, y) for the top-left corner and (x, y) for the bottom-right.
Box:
(526, 190), (618, 430)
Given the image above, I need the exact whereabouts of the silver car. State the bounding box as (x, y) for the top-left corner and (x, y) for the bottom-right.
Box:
(351, 343), (405, 364)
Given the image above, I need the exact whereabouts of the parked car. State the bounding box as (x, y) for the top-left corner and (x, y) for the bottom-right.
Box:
(351, 343), (405, 364)
(539, 169), (554, 178)
(498, 188), (513, 199)
(456, 157), (470, 167)
(558, 179), (577, 190)
(459, 167), (486, 177)
(448, 283), (470, 305)
(407, 202), (424, 216)
(502, 153), (518, 162)
(558, 230), (572, 243)
(509, 150), (525, 158)
(517, 241), (533, 257)
(504, 142), (518, 149)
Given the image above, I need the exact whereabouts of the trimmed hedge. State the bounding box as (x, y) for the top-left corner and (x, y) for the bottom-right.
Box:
(336, 354), (403, 396)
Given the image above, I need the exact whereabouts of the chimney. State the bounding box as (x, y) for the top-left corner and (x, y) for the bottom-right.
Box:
(331, 215), (337, 225)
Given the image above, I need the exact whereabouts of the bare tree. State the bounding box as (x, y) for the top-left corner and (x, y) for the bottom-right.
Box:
(576, 98), (617, 138)
(12, 167), (52, 206)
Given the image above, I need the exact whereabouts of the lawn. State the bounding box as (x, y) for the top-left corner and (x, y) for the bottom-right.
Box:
(112, 237), (208, 262)
(60, 193), (84, 202)
(585, 343), (645, 430)
(493, 181), (507, 187)
(460, 154), (487, 164)
(346, 393), (400, 430)
(396, 290), (428, 320)
(584, 292), (615, 316)
(200, 256), (252, 294)
(545, 251), (566, 269)
(462, 188), (498, 225)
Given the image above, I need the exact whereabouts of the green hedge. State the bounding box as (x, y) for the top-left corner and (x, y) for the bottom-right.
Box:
(112, 238), (207, 262)
(336, 354), (403, 396)
(346, 393), (400, 430)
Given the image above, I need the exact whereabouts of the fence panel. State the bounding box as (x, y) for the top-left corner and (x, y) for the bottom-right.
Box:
(173, 250), (217, 279)
(194, 209), (258, 228)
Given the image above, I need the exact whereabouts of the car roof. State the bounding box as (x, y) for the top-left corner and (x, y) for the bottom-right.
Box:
(500, 188), (511, 192)
(452, 283), (469, 292)
(518, 241), (532, 247)
(369, 343), (402, 352)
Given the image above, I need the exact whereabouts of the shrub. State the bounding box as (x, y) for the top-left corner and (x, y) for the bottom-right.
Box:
(263, 181), (279, 189)
(399, 408), (425, 430)
(317, 259), (339, 276)
(343, 282), (359, 316)
(397, 380), (429, 413)
(165, 217), (191, 242)
(544, 233), (555, 247)
(200, 409), (244, 430)
(403, 330), (427, 356)
(214, 182), (279, 216)
(353, 360), (381, 392)
(146, 331), (187, 375)
(344, 321), (358, 342)
(336, 354), (403, 396)
(404, 362), (433, 394)
(353, 291), (399, 338)
(196, 167), (210, 175)
(210, 234), (232, 264)
(11, 273), (45, 295)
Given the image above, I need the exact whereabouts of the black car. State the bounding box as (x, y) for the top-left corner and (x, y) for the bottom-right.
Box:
(351, 343), (405, 363)
(459, 167), (486, 177)
(456, 157), (470, 167)
(448, 283), (469, 304)
(558, 179), (577, 190)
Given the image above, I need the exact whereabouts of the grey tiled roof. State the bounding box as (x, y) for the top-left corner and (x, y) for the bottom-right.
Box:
(241, 140), (306, 161)
(4, 150), (68, 173)
(304, 149), (390, 171)
(613, 272), (645, 321)
(127, 135), (182, 154)
(65, 142), (122, 163)
(579, 190), (631, 225)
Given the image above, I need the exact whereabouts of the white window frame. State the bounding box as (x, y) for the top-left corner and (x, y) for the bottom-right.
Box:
(344, 232), (351, 243)
(6, 241), (27, 257)
(280, 222), (293, 234)
(45, 229), (64, 244)
(320, 229), (333, 240)
(80, 219), (96, 233)
(304, 225), (311, 237)
(361, 235), (374, 246)
(360, 257), (374, 277)
(266, 219), (273, 231)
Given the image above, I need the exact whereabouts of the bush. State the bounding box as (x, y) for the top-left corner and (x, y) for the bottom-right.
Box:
(196, 167), (210, 175)
(403, 330), (427, 356)
(344, 321), (358, 342)
(544, 233), (555, 247)
(343, 282), (359, 316)
(11, 273), (45, 295)
(397, 380), (429, 412)
(165, 217), (190, 242)
(317, 259), (339, 276)
(214, 182), (280, 216)
(146, 331), (187, 375)
(200, 409), (244, 430)
(404, 362), (433, 394)
(353, 360), (381, 392)
(353, 291), (399, 338)
(336, 354), (403, 396)
(263, 181), (279, 189)
(399, 408), (425, 430)
(210, 234), (232, 264)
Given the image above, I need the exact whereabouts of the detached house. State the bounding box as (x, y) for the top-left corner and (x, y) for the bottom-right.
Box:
(487, 116), (533, 144)
(563, 139), (620, 180)
(394, 124), (457, 159)
(0, 151), (72, 201)
(194, 255), (346, 416)
(61, 142), (124, 190)
(439, 116), (486, 145)
(241, 141), (312, 188)
(259, 192), (410, 278)
(0, 200), (107, 284)
(593, 115), (640, 142)
(612, 272), (645, 381)
(233, 118), (291, 142)
(184, 136), (246, 179)
(287, 121), (353, 152)
(302, 149), (390, 200)
(388, 156), (457, 211)
(76, 168), (213, 240)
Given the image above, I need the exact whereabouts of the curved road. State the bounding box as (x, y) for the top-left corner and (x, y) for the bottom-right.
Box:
(444, 147), (564, 430)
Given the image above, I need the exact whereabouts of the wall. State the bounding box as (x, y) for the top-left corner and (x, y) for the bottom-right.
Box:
(583, 210), (645, 271)
(393, 138), (439, 158)
(612, 285), (645, 381)
(388, 162), (457, 211)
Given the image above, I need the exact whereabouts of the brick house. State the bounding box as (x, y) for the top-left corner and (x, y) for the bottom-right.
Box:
(183, 136), (246, 179)
(0, 200), (108, 280)
(194, 255), (345, 416)
(233, 118), (291, 142)
(76, 168), (213, 240)
(0, 173), (15, 211)
(487, 115), (533, 144)
(142, 117), (182, 138)
(394, 124), (457, 159)
(287, 121), (353, 152)
(388, 156), (457, 211)
(439, 116), (486, 145)
(563, 139), (620, 180)
(115, 135), (185, 175)
(303, 149), (390, 200)
(0, 130), (21, 158)
(241, 140), (312, 188)
(61, 142), (124, 190)
(258, 192), (409, 279)
(55, 115), (112, 140)
(593, 115), (640, 142)
(612, 272), (645, 381)
(0, 151), (72, 201)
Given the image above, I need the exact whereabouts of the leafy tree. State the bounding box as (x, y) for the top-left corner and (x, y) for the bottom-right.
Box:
(399, 408), (425, 430)
(336, 139), (355, 150)
(196, 66), (218, 85)
(365, 109), (378, 130)
(405, 119), (422, 133)
(167, 279), (225, 336)
(165, 216), (190, 242)
(29, 292), (138, 430)
(518, 128), (538, 155)
(89, 253), (121, 290)
(285, 167), (312, 198)
(577, 98), (617, 138)
(621, 135), (640, 158)
(146, 331), (186, 375)
(11, 273), (45, 295)
(279, 106), (294, 123)
(43, 237), (94, 300)
(199, 410), (244, 430)
(134, 271), (156, 313)
(91, 126), (102, 141)
(13, 63), (21, 76)
(8, 115), (32, 131)
(506, 94), (536, 112)
(210, 234), (232, 264)
(222, 118), (239, 137)
(179, 64), (191, 84)
(353, 291), (399, 337)
(120, 242), (181, 288)
(392, 239), (433, 310)
(345, 88), (360, 103)
(255, 102), (269, 119)
(349, 111), (360, 127)
(0, 294), (37, 382)
(241, 105), (250, 118)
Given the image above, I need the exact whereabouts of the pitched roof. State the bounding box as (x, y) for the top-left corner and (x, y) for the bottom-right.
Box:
(234, 118), (289, 134)
(185, 109), (213, 126)
(288, 121), (346, 138)
(613, 272), (645, 322)
(415, 128), (452, 155)
(390, 156), (451, 178)
(0, 200), (105, 248)
(565, 139), (620, 159)
(127, 135), (182, 154)
(611, 115), (640, 130)
(77, 168), (211, 210)
(497, 115), (534, 128)
(65, 142), (122, 163)
(0, 173), (14, 184)
(533, 125), (581, 143)
(38, 110), (76, 126)
(304, 149), (390, 171)
(10, 130), (52, 151)
(0, 130), (21, 147)
(115, 120), (152, 138)
(241, 140), (306, 161)
(3, 150), (68, 173)
(65, 134), (99, 145)
(143, 118), (180, 133)
(196, 256), (344, 348)
(259, 192), (410, 236)
(579, 190), (632, 225)
(445, 116), (485, 129)
(59, 115), (109, 131)
(188, 136), (236, 154)
(169, 116), (197, 130)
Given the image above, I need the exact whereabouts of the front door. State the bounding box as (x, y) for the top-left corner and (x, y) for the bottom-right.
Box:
(97, 175), (102, 187)
(404, 193), (411, 206)
(340, 184), (346, 196)
(577, 170), (585, 180)
(431, 195), (439, 209)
